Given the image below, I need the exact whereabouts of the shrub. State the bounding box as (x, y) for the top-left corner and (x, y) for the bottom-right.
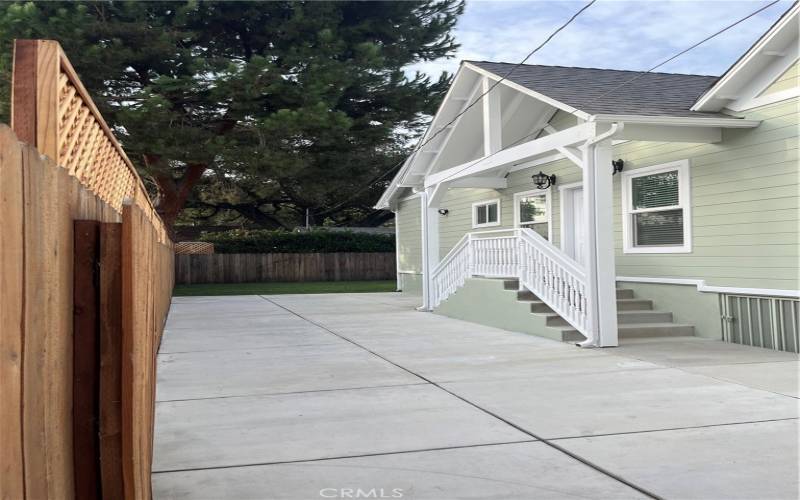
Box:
(199, 229), (395, 254)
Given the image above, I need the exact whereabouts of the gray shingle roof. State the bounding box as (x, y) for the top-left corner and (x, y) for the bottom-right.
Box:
(467, 61), (726, 118)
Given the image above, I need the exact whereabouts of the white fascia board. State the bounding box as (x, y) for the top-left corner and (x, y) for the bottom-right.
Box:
(463, 62), (591, 121)
(376, 64), (482, 209)
(425, 122), (593, 188)
(692, 3), (799, 112)
(590, 114), (761, 128)
(617, 276), (800, 299)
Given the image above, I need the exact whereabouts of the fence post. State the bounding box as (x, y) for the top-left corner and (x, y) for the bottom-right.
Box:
(12, 40), (60, 159)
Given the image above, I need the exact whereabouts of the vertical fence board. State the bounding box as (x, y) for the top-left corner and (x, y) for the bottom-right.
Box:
(72, 221), (101, 500)
(22, 144), (52, 500)
(0, 127), (25, 500)
(98, 223), (124, 500)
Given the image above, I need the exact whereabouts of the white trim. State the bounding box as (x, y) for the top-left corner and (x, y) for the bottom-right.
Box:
(725, 86), (800, 112)
(590, 114), (761, 128)
(558, 181), (583, 256)
(397, 269), (421, 275)
(463, 62), (591, 121)
(394, 211), (401, 291)
(472, 198), (501, 228)
(513, 189), (552, 241)
(617, 276), (800, 299)
(425, 122), (594, 187)
(692, 4), (799, 112)
(621, 159), (692, 254)
(398, 192), (421, 203)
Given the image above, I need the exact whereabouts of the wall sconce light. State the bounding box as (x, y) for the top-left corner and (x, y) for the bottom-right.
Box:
(532, 171), (556, 190)
(438, 208), (449, 216)
(612, 159), (624, 175)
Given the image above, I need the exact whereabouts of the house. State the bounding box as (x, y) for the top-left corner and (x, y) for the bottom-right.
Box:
(376, 5), (799, 351)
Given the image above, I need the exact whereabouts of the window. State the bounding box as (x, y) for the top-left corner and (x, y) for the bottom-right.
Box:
(472, 199), (500, 228)
(621, 160), (692, 253)
(513, 189), (551, 240)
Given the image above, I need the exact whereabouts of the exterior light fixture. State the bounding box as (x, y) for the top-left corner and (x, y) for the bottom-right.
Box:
(438, 208), (449, 216)
(532, 171), (556, 190)
(612, 159), (624, 175)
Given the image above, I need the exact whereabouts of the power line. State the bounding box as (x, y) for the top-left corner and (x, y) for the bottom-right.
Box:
(585, 0), (781, 105)
(431, 0), (783, 188)
(319, 0), (597, 216)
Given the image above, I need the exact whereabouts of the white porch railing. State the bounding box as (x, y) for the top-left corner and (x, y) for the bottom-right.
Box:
(430, 228), (590, 338)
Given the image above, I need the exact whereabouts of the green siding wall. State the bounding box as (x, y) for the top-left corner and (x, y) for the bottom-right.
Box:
(761, 60), (798, 96)
(610, 98), (799, 290)
(396, 195), (422, 273)
(393, 91), (798, 292)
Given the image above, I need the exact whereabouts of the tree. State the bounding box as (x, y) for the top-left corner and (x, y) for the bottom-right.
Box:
(0, 1), (463, 230)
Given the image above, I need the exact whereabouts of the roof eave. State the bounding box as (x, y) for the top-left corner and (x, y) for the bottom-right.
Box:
(691, 3), (799, 112)
(591, 113), (761, 128)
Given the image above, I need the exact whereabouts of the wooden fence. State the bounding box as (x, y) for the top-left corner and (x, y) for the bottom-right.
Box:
(1, 40), (173, 500)
(175, 252), (396, 284)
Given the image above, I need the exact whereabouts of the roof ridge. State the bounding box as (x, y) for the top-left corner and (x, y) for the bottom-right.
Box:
(463, 60), (720, 79)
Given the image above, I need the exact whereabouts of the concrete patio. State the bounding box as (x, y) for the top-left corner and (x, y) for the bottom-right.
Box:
(153, 293), (799, 500)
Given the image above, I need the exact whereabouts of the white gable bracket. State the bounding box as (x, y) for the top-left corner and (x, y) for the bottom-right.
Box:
(425, 122), (594, 188)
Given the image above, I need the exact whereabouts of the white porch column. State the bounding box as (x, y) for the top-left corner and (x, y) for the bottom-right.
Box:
(420, 188), (440, 310)
(482, 77), (502, 155)
(582, 128), (619, 347)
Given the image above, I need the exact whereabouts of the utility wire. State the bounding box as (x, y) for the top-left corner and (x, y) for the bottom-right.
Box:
(318, 0), (597, 216)
(585, 0), (781, 105)
(430, 0), (782, 188)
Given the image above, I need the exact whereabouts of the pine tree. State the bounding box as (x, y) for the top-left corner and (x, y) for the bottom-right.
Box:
(0, 1), (463, 229)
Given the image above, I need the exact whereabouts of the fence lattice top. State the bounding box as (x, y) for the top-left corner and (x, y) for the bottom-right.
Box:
(11, 39), (168, 243)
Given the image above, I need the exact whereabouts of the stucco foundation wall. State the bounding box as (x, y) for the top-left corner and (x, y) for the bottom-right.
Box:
(618, 281), (722, 339)
(399, 272), (423, 296)
(434, 278), (561, 341)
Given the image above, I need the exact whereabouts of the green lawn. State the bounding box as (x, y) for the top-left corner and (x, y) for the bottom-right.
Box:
(173, 280), (397, 296)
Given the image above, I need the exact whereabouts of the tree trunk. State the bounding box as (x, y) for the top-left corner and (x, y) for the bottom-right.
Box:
(149, 156), (207, 229)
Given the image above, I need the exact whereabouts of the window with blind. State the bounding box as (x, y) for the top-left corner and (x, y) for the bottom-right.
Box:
(472, 199), (501, 228)
(622, 160), (692, 253)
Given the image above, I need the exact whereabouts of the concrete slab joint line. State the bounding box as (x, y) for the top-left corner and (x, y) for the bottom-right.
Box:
(154, 294), (798, 500)
(257, 295), (665, 500)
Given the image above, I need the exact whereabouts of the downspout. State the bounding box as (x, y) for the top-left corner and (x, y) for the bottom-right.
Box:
(579, 122), (623, 348)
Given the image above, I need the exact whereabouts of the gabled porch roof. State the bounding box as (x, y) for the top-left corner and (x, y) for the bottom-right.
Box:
(376, 60), (761, 210)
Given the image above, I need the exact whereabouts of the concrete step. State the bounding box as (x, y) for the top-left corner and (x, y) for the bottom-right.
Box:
(504, 279), (519, 290)
(616, 288), (634, 299)
(543, 310), (673, 327)
(518, 288), (634, 301)
(616, 298), (654, 311)
(559, 322), (695, 341)
(529, 301), (554, 314)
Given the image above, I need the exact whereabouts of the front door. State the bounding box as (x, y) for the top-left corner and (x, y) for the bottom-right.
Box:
(571, 188), (585, 264)
(562, 186), (585, 265)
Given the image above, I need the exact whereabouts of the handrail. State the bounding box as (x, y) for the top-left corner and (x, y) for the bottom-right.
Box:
(429, 227), (591, 339)
(431, 233), (470, 278)
(518, 228), (585, 280)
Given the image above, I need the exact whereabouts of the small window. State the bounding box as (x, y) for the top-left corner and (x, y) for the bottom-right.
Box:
(513, 189), (551, 239)
(622, 160), (692, 253)
(472, 199), (500, 228)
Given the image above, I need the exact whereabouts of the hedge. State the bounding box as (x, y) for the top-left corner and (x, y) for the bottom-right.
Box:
(199, 229), (395, 254)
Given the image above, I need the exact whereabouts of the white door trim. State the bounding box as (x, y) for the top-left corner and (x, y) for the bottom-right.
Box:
(558, 181), (583, 255)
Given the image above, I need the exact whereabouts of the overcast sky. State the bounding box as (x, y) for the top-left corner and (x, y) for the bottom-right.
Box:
(409, 0), (793, 79)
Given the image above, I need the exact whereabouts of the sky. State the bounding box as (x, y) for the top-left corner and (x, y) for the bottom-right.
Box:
(408, 0), (794, 79)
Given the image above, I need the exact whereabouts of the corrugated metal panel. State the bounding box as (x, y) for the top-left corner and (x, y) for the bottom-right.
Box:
(720, 294), (799, 353)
